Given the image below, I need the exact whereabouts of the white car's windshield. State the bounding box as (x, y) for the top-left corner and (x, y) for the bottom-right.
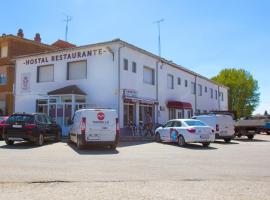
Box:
(185, 120), (206, 126)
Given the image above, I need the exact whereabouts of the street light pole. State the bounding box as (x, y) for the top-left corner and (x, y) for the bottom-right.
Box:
(154, 19), (164, 57)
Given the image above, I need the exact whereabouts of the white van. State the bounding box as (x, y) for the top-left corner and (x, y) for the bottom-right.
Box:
(192, 114), (235, 143)
(68, 109), (120, 149)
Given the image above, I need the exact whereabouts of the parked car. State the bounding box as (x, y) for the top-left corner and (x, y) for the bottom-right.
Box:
(192, 114), (235, 143)
(3, 113), (61, 146)
(0, 116), (9, 140)
(68, 109), (120, 149)
(155, 119), (215, 147)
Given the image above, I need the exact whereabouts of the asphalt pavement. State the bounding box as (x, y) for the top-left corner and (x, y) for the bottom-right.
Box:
(0, 134), (270, 200)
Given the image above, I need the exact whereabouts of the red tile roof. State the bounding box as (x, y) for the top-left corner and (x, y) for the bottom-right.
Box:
(52, 40), (76, 49)
(0, 58), (14, 65)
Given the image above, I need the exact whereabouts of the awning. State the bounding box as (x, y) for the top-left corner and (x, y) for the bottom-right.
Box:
(167, 101), (192, 109)
(48, 85), (86, 95)
(124, 97), (158, 105)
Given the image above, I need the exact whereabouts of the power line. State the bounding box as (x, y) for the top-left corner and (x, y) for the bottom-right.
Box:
(153, 18), (164, 58)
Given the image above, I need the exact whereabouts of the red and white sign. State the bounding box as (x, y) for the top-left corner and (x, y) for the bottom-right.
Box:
(97, 112), (105, 120)
(21, 73), (31, 92)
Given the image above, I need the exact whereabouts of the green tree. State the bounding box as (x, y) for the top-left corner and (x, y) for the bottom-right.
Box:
(212, 68), (260, 118)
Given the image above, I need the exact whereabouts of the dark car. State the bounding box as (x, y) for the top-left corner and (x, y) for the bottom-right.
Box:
(3, 113), (61, 146)
(0, 116), (9, 140)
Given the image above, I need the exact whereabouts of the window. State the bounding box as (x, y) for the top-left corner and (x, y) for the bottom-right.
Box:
(143, 66), (155, 85)
(185, 80), (188, 87)
(220, 92), (224, 101)
(187, 110), (191, 118)
(37, 65), (54, 82)
(191, 82), (196, 94)
(132, 61), (136, 73)
(0, 73), (7, 85)
(67, 60), (87, 80)
(210, 88), (213, 99)
(177, 77), (181, 85)
(167, 74), (174, 89)
(198, 84), (202, 96)
(124, 103), (136, 126)
(174, 121), (182, 127)
(164, 121), (174, 128)
(215, 90), (218, 99)
(205, 86), (207, 93)
(169, 108), (176, 120)
(222, 92), (224, 101)
(185, 120), (206, 127)
(0, 44), (8, 58)
(124, 59), (128, 71)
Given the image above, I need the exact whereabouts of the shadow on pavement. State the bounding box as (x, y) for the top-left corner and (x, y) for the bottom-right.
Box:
(0, 141), (55, 149)
(161, 142), (218, 150)
(118, 141), (154, 148)
(67, 142), (119, 155)
(214, 140), (239, 145)
(233, 138), (270, 143)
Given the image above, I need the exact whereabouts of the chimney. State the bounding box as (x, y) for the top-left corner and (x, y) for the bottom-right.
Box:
(34, 33), (41, 43)
(17, 29), (24, 38)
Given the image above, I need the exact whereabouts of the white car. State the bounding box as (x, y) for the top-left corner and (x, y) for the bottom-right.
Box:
(155, 119), (215, 147)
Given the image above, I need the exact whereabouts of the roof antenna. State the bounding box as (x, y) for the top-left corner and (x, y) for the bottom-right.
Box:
(63, 14), (72, 41)
(153, 18), (164, 58)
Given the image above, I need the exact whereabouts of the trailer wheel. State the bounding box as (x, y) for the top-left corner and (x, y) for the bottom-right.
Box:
(224, 138), (231, 143)
(247, 135), (254, 140)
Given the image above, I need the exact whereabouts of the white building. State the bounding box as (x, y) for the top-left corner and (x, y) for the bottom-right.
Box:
(14, 39), (228, 135)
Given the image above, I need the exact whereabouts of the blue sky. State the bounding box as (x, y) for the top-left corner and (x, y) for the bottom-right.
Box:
(1, 0), (269, 114)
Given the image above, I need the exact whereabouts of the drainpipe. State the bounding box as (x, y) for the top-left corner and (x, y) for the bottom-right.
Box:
(118, 44), (125, 126)
(155, 60), (160, 124)
(13, 62), (17, 113)
(218, 85), (221, 111)
(194, 75), (197, 115)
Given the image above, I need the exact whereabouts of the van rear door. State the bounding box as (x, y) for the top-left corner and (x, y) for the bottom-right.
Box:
(85, 110), (117, 142)
(217, 115), (234, 137)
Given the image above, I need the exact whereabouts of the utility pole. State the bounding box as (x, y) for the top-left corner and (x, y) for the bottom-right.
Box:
(153, 19), (164, 57)
(63, 15), (72, 41)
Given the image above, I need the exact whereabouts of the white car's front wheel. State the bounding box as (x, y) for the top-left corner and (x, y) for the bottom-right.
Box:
(177, 135), (186, 146)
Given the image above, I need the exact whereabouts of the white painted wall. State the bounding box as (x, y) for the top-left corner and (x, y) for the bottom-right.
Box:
(15, 44), (118, 114)
(14, 41), (229, 129)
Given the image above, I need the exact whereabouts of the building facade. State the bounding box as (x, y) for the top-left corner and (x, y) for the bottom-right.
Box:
(14, 39), (228, 135)
(0, 29), (58, 115)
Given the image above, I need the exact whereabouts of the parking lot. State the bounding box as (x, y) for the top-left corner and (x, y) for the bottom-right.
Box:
(0, 134), (270, 200)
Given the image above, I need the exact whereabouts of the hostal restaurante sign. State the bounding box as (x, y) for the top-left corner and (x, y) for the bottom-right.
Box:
(24, 48), (106, 65)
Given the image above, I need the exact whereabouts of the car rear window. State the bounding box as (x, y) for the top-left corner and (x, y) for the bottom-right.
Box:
(185, 120), (206, 126)
(7, 115), (34, 124)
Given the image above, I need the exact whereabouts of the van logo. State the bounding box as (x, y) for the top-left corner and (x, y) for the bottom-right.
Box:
(97, 112), (105, 120)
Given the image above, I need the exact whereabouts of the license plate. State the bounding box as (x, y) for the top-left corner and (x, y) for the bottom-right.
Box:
(12, 125), (22, 128)
(87, 134), (100, 140)
(200, 134), (210, 139)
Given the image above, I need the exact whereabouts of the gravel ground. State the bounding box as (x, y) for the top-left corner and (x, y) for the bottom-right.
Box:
(0, 134), (270, 200)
